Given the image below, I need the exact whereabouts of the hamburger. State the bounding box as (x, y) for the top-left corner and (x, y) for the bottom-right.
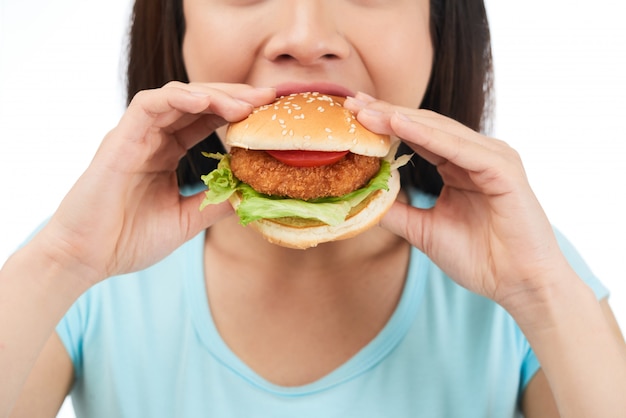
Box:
(200, 92), (410, 249)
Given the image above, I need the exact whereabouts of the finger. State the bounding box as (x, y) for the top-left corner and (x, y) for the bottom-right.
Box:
(172, 89), (275, 149)
(347, 93), (489, 149)
(185, 82), (276, 105)
(392, 111), (524, 179)
(343, 107), (444, 167)
(379, 200), (429, 254)
(116, 87), (229, 144)
(390, 112), (492, 171)
(166, 82), (277, 124)
(180, 192), (234, 242)
(149, 84), (277, 151)
(344, 97), (446, 166)
(346, 96), (526, 193)
(352, 105), (498, 174)
(120, 85), (275, 144)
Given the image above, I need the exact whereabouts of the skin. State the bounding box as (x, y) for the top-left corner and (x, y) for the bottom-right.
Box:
(2, 0), (625, 416)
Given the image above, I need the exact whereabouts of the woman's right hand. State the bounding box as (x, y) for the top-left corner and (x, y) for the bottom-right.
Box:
(37, 82), (276, 286)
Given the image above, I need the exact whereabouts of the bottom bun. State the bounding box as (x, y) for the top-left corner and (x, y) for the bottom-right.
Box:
(229, 170), (401, 249)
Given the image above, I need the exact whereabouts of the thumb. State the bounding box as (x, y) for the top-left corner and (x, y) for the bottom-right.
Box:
(180, 193), (234, 241)
(380, 200), (428, 253)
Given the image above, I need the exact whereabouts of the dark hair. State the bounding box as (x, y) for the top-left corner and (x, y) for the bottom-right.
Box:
(126, 0), (493, 196)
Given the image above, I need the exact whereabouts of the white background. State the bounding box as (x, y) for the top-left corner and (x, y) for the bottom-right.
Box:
(1, 1), (624, 417)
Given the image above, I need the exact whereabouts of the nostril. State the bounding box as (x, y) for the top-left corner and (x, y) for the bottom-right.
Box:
(276, 54), (294, 62)
(272, 53), (339, 65)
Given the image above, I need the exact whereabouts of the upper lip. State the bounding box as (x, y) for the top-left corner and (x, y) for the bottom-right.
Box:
(273, 82), (355, 98)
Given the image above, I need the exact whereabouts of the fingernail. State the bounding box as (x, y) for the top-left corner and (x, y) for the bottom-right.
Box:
(362, 108), (383, 116)
(190, 90), (210, 97)
(345, 96), (368, 108)
(255, 87), (276, 93)
(355, 91), (377, 103)
(394, 111), (412, 121)
(234, 98), (253, 108)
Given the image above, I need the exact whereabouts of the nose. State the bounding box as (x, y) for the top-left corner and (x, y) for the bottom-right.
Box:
(263, 1), (351, 66)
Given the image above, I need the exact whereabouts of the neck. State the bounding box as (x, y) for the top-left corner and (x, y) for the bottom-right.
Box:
(203, 210), (411, 386)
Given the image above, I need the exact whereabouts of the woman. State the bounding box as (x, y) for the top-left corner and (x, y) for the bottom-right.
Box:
(2, 0), (625, 416)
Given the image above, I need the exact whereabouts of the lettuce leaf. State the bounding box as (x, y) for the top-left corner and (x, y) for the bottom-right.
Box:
(199, 153), (238, 209)
(200, 146), (409, 226)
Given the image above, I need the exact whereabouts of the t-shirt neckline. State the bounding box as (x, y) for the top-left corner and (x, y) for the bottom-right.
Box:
(184, 232), (427, 397)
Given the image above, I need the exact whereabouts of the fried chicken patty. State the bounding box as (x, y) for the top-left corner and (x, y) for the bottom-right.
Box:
(229, 147), (381, 200)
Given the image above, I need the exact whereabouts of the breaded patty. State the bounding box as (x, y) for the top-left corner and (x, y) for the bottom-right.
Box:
(229, 147), (381, 200)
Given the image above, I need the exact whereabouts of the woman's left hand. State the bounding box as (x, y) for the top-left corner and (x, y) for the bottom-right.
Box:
(344, 93), (570, 308)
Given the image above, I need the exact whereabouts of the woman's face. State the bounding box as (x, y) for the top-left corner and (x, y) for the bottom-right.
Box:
(182, 0), (433, 109)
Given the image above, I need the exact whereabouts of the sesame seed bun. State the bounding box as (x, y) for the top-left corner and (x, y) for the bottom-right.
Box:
(225, 92), (391, 157)
(220, 92), (400, 249)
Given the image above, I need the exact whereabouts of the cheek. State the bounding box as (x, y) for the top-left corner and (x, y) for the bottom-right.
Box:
(382, 33), (433, 108)
(182, 15), (255, 83)
(343, 3), (432, 109)
(375, 24), (433, 109)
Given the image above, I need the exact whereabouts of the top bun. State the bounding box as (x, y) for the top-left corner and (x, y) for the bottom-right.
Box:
(225, 92), (391, 157)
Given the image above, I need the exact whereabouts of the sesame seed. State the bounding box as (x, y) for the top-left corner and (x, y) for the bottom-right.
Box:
(325, 128), (332, 133)
(282, 129), (288, 136)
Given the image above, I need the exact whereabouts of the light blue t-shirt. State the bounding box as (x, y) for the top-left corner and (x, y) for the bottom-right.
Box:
(56, 190), (608, 417)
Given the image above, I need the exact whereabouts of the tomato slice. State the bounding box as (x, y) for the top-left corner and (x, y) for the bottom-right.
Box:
(266, 150), (349, 167)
